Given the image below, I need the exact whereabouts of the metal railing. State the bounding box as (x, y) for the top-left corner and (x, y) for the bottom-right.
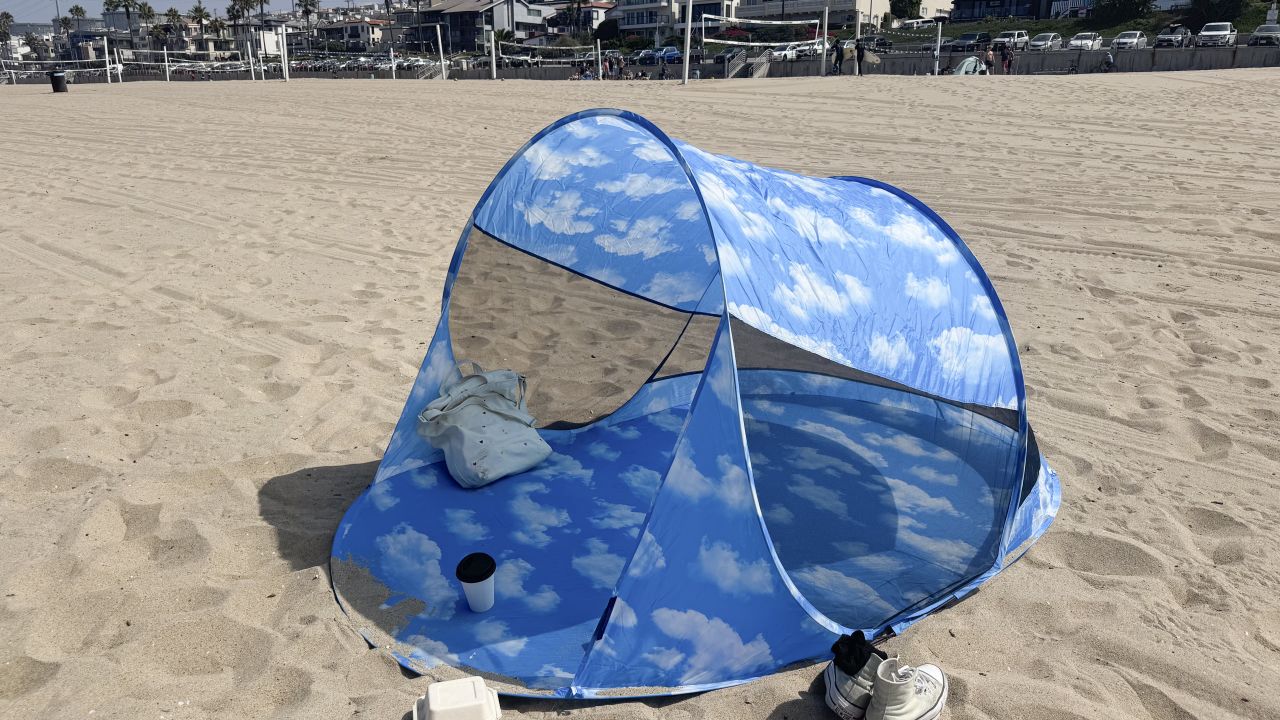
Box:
(726, 48), (747, 77)
(750, 51), (770, 77)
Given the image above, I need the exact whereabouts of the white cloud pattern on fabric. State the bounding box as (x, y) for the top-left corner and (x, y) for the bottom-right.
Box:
(444, 508), (489, 541)
(375, 524), (457, 619)
(595, 173), (684, 198)
(523, 141), (609, 180)
(629, 529), (667, 577)
(868, 333), (915, 372)
(651, 608), (774, 685)
(518, 190), (597, 235)
(904, 273), (951, 308)
(594, 217), (677, 259)
(509, 482), (571, 548)
(572, 538), (626, 589)
(697, 539), (775, 596)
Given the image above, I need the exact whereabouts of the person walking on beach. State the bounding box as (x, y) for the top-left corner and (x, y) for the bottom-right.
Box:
(856, 41), (865, 76)
(830, 41), (843, 74)
(1000, 44), (1010, 74)
(984, 47), (995, 75)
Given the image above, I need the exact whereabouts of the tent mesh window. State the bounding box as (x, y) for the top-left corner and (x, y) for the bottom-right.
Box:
(449, 227), (716, 428)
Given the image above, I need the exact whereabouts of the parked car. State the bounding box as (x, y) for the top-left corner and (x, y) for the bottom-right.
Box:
(1248, 24), (1280, 45)
(655, 46), (682, 63)
(1154, 24), (1194, 47)
(770, 43), (799, 61)
(1111, 31), (1148, 49)
(712, 48), (741, 63)
(1028, 33), (1063, 50)
(797, 38), (830, 57)
(901, 18), (935, 29)
(1197, 22), (1237, 47)
(991, 30), (1030, 51)
(857, 35), (894, 52)
(1066, 32), (1103, 50)
(945, 32), (992, 52)
(633, 49), (655, 64)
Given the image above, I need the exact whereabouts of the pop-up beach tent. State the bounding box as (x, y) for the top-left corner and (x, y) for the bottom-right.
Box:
(331, 109), (1060, 699)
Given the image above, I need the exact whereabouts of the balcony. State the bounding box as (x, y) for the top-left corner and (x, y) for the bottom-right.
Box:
(734, 0), (857, 19)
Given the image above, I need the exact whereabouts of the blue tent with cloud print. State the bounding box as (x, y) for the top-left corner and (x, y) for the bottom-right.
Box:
(331, 109), (1060, 699)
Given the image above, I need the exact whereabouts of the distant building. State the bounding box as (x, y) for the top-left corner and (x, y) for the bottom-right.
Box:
(398, 0), (548, 54)
(949, 0), (1053, 21)
(317, 18), (389, 49)
(541, 0), (616, 35)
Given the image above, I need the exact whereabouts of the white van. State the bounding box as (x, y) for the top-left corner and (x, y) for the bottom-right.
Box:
(901, 18), (935, 29)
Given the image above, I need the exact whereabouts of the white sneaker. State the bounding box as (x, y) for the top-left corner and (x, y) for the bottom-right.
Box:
(823, 653), (882, 720)
(864, 658), (948, 720)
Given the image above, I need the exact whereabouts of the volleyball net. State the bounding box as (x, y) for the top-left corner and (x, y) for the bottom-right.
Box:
(699, 14), (824, 52)
(497, 41), (594, 66)
(0, 57), (117, 78)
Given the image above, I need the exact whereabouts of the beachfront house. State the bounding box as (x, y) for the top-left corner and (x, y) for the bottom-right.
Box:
(541, 0), (616, 35)
(401, 0), (548, 54)
(316, 18), (389, 51)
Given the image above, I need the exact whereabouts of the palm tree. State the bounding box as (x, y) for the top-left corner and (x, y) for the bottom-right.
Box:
(256, 0), (269, 53)
(0, 11), (13, 62)
(136, 2), (155, 49)
(70, 5), (87, 33)
(164, 7), (183, 49)
(189, 1), (209, 42)
(229, 0), (255, 55)
(104, 0), (140, 45)
(59, 16), (74, 41)
(208, 16), (225, 38)
(298, 0), (316, 51)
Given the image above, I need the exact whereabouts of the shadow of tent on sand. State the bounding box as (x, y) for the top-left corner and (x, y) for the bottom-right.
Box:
(257, 461), (378, 572)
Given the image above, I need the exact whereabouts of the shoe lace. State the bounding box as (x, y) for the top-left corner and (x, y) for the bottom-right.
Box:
(911, 669), (938, 695)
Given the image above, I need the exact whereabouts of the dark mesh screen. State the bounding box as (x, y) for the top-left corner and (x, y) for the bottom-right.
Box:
(448, 228), (713, 428)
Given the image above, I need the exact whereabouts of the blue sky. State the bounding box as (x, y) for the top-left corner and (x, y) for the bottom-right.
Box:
(6, 0), (244, 23)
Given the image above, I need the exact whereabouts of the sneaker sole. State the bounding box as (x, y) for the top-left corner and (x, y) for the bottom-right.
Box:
(822, 664), (867, 720)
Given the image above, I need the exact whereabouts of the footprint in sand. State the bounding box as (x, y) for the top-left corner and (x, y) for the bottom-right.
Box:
(233, 354), (281, 370)
(1180, 506), (1253, 537)
(80, 385), (140, 409)
(0, 655), (60, 699)
(144, 519), (213, 568)
(13, 457), (105, 493)
(1178, 418), (1233, 461)
(123, 399), (195, 424)
(1039, 530), (1165, 577)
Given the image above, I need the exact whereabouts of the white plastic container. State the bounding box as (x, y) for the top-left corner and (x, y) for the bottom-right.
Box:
(412, 676), (502, 720)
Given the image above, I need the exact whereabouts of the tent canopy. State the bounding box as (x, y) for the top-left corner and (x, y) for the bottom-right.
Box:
(331, 109), (1060, 699)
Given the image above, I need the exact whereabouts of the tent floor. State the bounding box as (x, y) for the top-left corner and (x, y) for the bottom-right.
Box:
(330, 404), (688, 692)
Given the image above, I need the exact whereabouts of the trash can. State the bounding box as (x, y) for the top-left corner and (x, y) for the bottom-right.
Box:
(48, 70), (68, 93)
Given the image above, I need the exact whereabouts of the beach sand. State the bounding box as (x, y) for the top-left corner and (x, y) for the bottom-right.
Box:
(2, 71), (1279, 720)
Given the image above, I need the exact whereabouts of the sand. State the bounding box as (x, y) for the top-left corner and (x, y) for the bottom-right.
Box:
(2, 71), (1279, 720)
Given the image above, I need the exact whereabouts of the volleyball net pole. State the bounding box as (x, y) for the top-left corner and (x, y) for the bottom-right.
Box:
(436, 24), (446, 79)
(596, 39), (602, 80)
(820, 7), (828, 76)
(279, 27), (290, 82)
(489, 31), (497, 79)
(104, 34), (111, 84)
(681, 0), (693, 84)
